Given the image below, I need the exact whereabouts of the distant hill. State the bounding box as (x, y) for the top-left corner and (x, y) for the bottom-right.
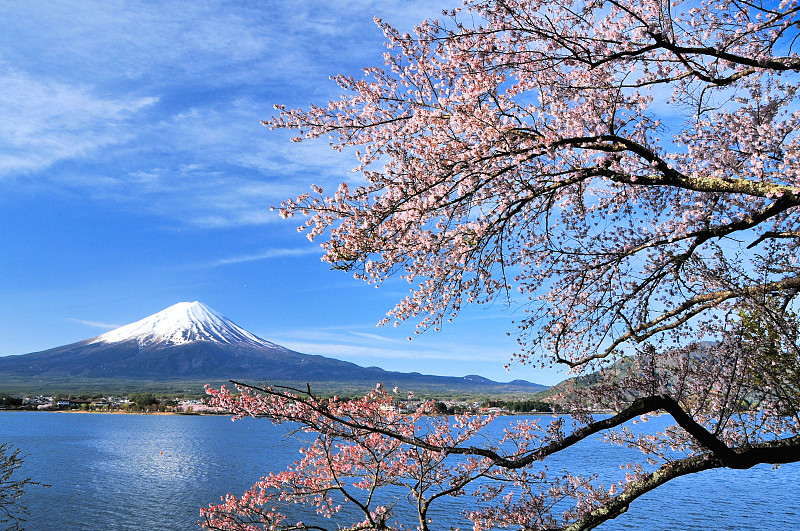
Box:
(529, 342), (722, 405)
(0, 302), (547, 397)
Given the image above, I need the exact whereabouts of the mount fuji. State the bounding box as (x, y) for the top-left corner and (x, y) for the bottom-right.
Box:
(90, 301), (288, 351)
(0, 302), (547, 394)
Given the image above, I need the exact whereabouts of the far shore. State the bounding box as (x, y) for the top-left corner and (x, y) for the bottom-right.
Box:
(0, 408), (221, 415)
(0, 407), (566, 417)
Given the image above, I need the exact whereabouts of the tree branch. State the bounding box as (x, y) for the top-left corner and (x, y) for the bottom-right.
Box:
(747, 230), (800, 249)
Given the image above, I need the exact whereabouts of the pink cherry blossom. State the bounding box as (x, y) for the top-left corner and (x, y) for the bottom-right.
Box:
(205, 0), (800, 529)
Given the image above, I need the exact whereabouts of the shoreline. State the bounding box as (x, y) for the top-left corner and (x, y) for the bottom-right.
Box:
(0, 408), (221, 416)
(0, 408), (565, 417)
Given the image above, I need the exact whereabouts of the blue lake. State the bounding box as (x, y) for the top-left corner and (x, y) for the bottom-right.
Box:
(0, 412), (798, 530)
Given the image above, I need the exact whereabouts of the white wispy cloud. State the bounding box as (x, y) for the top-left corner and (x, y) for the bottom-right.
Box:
(0, 0), (454, 229)
(210, 247), (320, 267)
(0, 68), (158, 177)
(280, 341), (511, 370)
(66, 318), (121, 330)
(265, 325), (513, 363)
(349, 331), (397, 342)
(277, 341), (489, 362)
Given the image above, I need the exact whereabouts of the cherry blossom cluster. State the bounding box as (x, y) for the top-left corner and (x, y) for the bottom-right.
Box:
(208, 0), (800, 529)
(267, 0), (800, 373)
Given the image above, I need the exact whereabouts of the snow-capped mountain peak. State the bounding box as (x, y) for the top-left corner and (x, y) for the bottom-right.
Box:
(90, 301), (287, 350)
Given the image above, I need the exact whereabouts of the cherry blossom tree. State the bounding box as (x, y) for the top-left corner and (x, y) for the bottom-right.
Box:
(204, 0), (800, 529)
(0, 443), (39, 530)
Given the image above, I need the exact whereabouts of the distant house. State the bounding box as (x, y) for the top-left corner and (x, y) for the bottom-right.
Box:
(56, 399), (92, 408)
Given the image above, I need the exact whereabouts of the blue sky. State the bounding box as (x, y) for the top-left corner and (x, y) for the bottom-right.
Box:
(0, 0), (564, 386)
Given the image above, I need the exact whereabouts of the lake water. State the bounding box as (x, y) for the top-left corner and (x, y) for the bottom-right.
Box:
(0, 412), (798, 530)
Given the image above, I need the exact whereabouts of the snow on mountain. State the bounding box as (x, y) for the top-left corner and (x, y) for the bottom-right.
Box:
(90, 301), (288, 351)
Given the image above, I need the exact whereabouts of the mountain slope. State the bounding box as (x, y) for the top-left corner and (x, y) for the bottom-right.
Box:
(91, 301), (285, 350)
(0, 302), (547, 395)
